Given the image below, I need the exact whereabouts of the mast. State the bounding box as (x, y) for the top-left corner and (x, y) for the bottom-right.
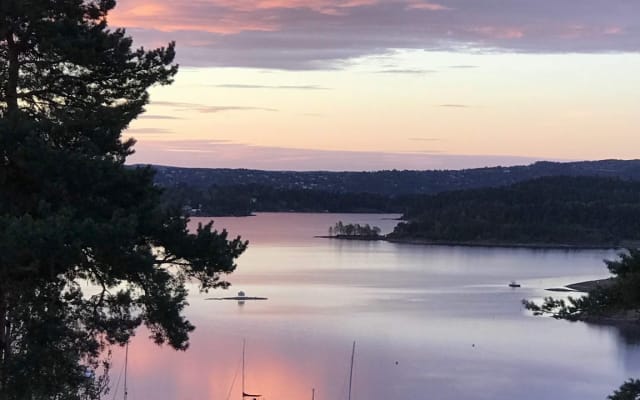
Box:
(312, 388), (315, 400)
(348, 341), (355, 400)
(124, 342), (129, 400)
(242, 339), (245, 400)
(241, 339), (262, 399)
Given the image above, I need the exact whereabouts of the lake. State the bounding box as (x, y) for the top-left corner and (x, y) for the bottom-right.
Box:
(112, 213), (640, 400)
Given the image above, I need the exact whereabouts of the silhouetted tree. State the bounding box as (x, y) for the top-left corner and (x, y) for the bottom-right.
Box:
(524, 249), (640, 321)
(0, 1), (247, 398)
(328, 222), (381, 238)
(609, 380), (640, 400)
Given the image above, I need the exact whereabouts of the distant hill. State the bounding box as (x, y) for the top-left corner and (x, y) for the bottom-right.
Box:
(161, 183), (404, 216)
(389, 176), (640, 247)
(146, 159), (640, 196)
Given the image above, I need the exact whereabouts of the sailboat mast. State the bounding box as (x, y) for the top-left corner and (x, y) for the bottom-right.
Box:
(312, 388), (315, 400)
(242, 339), (245, 400)
(348, 341), (355, 400)
(124, 342), (129, 400)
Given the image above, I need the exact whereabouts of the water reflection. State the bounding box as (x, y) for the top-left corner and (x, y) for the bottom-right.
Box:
(108, 213), (638, 400)
(615, 324), (640, 347)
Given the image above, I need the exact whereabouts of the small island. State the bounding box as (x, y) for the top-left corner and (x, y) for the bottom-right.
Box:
(320, 221), (383, 240)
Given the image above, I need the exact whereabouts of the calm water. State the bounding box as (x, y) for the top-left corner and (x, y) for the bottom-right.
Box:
(111, 213), (639, 400)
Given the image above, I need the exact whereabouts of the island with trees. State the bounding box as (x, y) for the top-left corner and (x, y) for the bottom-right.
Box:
(323, 221), (383, 240)
(318, 176), (640, 249)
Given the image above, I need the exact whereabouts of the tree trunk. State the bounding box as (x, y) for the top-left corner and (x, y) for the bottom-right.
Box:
(0, 284), (6, 398)
(6, 31), (20, 116)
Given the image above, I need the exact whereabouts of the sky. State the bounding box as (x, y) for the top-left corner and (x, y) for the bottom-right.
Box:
(110, 0), (640, 171)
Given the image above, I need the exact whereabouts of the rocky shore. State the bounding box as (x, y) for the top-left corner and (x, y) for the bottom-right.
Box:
(566, 278), (616, 292)
(551, 278), (640, 326)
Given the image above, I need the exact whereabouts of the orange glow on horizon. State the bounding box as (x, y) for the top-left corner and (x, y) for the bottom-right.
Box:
(117, 328), (340, 400)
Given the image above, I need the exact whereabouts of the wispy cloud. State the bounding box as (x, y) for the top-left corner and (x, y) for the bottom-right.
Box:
(448, 65), (479, 69)
(126, 127), (174, 134)
(213, 84), (330, 90)
(438, 104), (471, 108)
(405, 1), (452, 11)
(128, 139), (547, 171)
(139, 114), (183, 120)
(375, 69), (437, 74)
(409, 137), (443, 142)
(152, 101), (278, 113)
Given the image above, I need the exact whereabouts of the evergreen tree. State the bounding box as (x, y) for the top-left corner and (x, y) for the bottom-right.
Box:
(609, 380), (640, 400)
(523, 249), (640, 321)
(0, 1), (247, 398)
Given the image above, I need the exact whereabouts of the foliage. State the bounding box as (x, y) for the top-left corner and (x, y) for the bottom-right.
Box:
(329, 221), (382, 237)
(606, 249), (640, 277)
(523, 249), (640, 322)
(609, 380), (640, 400)
(0, 1), (247, 398)
(391, 176), (640, 246)
(151, 160), (640, 196)
(161, 183), (408, 215)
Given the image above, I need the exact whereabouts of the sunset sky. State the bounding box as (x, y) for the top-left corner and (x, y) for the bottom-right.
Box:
(110, 0), (640, 171)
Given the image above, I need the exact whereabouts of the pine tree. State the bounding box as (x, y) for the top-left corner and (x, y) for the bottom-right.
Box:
(609, 380), (640, 400)
(0, 1), (247, 398)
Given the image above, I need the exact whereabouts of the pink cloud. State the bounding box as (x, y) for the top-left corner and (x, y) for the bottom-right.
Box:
(603, 26), (623, 35)
(107, 0), (640, 69)
(406, 1), (451, 11)
(470, 26), (525, 40)
(557, 24), (627, 40)
(110, 1), (282, 34)
(109, 0), (380, 32)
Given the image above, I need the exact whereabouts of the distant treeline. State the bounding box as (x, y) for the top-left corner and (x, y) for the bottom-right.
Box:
(161, 183), (415, 216)
(154, 159), (640, 217)
(390, 176), (640, 246)
(149, 159), (640, 196)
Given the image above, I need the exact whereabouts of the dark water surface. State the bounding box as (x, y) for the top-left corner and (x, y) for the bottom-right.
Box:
(110, 213), (639, 400)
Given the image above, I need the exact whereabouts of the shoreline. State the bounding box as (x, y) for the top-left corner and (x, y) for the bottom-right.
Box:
(386, 238), (619, 250)
(546, 278), (640, 326)
(545, 278), (615, 293)
(565, 278), (616, 292)
(321, 235), (621, 250)
(315, 235), (384, 241)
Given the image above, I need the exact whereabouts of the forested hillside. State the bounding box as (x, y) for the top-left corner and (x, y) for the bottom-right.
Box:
(162, 184), (410, 215)
(390, 176), (640, 247)
(151, 159), (640, 195)
(154, 160), (640, 216)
